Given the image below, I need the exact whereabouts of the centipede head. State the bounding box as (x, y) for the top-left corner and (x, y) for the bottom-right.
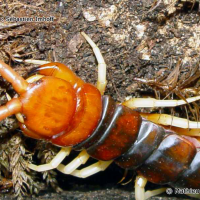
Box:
(19, 75), (77, 138)
(0, 61), (102, 146)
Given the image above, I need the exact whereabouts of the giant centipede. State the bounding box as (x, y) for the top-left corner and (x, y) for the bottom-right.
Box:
(0, 32), (200, 200)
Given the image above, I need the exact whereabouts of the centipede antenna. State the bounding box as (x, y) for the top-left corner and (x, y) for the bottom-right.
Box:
(0, 98), (22, 121)
(0, 60), (28, 93)
(6, 93), (24, 123)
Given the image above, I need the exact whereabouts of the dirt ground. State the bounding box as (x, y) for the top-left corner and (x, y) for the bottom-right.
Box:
(0, 0), (200, 199)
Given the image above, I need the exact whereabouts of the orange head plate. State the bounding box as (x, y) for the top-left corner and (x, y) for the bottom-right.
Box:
(0, 61), (102, 147)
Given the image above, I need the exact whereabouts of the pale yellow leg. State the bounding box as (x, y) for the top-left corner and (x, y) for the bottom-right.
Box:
(135, 176), (166, 200)
(63, 160), (113, 178)
(123, 96), (200, 109)
(28, 147), (71, 172)
(141, 113), (200, 129)
(56, 149), (90, 174)
(81, 32), (107, 95)
(124, 96), (200, 131)
(144, 188), (167, 200)
(135, 176), (147, 200)
(29, 147), (112, 178)
(15, 58), (50, 65)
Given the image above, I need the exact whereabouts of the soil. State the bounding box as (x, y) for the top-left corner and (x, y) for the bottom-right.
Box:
(0, 0), (200, 199)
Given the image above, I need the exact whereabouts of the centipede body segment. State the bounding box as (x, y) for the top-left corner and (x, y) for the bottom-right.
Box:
(0, 32), (200, 200)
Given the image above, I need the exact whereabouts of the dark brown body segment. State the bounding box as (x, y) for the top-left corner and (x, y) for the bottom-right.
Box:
(85, 96), (200, 189)
(115, 120), (165, 169)
(172, 150), (200, 189)
(86, 97), (142, 161)
(137, 134), (196, 184)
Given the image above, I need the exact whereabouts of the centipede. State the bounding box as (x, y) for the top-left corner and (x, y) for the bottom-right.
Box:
(0, 32), (200, 200)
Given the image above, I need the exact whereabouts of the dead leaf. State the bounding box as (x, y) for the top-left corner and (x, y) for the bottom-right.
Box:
(68, 33), (84, 54)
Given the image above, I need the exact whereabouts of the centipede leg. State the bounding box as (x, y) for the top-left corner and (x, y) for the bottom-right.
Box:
(144, 188), (167, 200)
(135, 176), (147, 200)
(135, 176), (166, 200)
(123, 96), (200, 109)
(141, 113), (200, 129)
(17, 32), (107, 95)
(59, 160), (113, 178)
(124, 97), (200, 135)
(14, 59), (50, 65)
(28, 147), (71, 172)
(81, 32), (107, 95)
(56, 149), (90, 174)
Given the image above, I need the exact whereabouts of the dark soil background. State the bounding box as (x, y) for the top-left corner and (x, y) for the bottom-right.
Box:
(0, 0), (200, 199)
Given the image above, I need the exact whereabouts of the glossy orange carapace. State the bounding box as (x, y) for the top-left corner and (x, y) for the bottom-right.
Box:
(0, 62), (102, 146)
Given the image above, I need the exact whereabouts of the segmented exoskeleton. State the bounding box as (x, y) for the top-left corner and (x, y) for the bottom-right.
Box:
(72, 94), (200, 190)
(0, 32), (200, 200)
